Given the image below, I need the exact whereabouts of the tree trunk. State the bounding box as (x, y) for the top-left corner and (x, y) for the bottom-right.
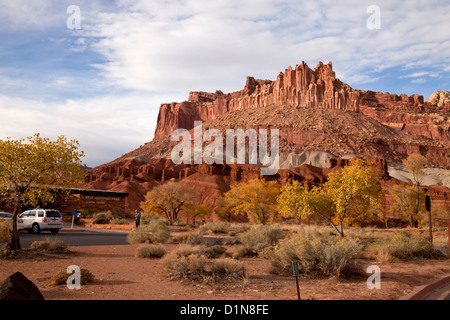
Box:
(413, 183), (420, 228)
(8, 199), (21, 251)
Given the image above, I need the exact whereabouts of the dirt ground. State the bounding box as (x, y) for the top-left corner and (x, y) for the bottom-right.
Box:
(1, 237), (449, 300)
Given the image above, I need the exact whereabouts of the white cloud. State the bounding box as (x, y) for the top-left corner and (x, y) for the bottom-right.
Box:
(0, 93), (167, 167)
(76, 0), (450, 92)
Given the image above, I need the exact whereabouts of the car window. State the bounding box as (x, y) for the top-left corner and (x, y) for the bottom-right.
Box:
(28, 211), (36, 217)
(38, 212), (44, 217)
(20, 212), (28, 217)
(46, 211), (61, 218)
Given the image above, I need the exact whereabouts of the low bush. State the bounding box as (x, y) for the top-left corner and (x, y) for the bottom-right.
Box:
(50, 268), (95, 286)
(170, 233), (205, 245)
(235, 225), (284, 258)
(110, 218), (129, 225)
(135, 244), (166, 259)
(199, 221), (231, 234)
(271, 229), (362, 278)
(211, 258), (248, 281)
(369, 232), (445, 262)
(30, 237), (71, 254)
(161, 246), (246, 284)
(92, 211), (113, 224)
(127, 219), (171, 244)
(161, 250), (207, 281)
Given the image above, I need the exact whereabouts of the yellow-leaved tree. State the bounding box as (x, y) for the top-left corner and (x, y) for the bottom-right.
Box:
(390, 184), (426, 227)
(402, 154), (428, 227)
(278, 158), (380, 237)
(223, 178), (280, 225)
(140, 182), (198, 225)
(0, 134), (85, 250)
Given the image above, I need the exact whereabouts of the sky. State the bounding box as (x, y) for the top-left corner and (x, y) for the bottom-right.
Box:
(0, 0), (449, 167)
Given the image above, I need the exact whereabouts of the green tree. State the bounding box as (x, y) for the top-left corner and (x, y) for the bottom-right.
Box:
(0, 134), (85, 250)
(223, 179), (280, 225)
(140, 182), (198, 225)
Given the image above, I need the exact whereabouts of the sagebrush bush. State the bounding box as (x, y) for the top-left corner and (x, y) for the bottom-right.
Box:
(211, 258), (248, 281)
(161, 246), (245, 283)
(110, 218), (129, 225)
(92, 211), (114, 224)
(30, 237), (71, 254)
(199, 221), (231, 234)
(237, 224), (284, 257)
(135, 244), (166, 259)
(170, 232), (205, 245)
(51, 268), (95, 286)
(271, 229), (362, 278)
(127, 219), (171, 244)
(161, 250), (207, 281)
(369, 232), (445, 262)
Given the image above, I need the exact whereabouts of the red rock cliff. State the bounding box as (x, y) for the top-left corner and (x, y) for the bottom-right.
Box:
(154, 61), (361, 139)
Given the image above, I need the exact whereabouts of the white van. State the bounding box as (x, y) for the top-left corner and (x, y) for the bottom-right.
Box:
(17, 209), (63, 234)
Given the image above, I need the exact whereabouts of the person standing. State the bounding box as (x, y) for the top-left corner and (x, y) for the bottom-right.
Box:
(134, 209), (141, 228)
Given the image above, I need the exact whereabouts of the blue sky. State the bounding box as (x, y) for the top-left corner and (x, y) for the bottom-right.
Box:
(0, 0), (449, 167)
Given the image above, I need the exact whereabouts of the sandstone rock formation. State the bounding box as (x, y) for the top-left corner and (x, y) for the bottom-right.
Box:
(426, 90), (450, 107)
(154, 61), (361, 140)
(89, 60), (449, 222)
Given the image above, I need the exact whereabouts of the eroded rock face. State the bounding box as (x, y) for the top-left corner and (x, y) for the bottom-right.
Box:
(153, 61), (361, 139)
(426, 90), (450, 107)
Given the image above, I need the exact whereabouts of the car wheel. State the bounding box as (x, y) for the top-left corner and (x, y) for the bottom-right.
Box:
(50, 229), (59, 235)
(31, 223), (41, 234)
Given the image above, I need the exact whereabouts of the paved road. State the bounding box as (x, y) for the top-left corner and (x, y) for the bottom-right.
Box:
(18, 230), (129, 248)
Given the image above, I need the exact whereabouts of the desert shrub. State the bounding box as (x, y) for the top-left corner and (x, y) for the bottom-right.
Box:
(92, 211), (113, 224)
(161, 250), (207, 281)
(369, 232), (445, 262)
(211, 258), (248, 281)
(161, 245), (245, 284)
(202, 245), (227, 259)
(199, 221), (231, 234)
(127, 219), (171, 244)
(110, 218), (129, 225)
(30, 237), (71, 254)
(237, 225), (284, 257)
(51, 268), (95, 286)
(135, 244), (166, 259)
(232, 245), (258, 259)
(0, 220), (12, 243)
(271, 229), (362, 278)
(170, 232), (205, 245)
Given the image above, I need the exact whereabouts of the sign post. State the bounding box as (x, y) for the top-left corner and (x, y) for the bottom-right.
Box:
(425, 195), (432, 245)
(292, 261), (301, 300)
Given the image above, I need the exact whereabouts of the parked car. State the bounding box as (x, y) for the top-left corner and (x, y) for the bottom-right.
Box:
(17, 209), (63, 234)
(0, 212), (13, 221)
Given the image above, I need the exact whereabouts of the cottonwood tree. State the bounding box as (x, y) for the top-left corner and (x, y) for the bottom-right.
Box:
(214, 197), (236, 222)
(278, 158), (380, 237)
(223, 178), (280, 225)
(0, 134), (85, 250)
(140, 182), (198, 225)
(403, 154), (428, 227)
(390, 184), (426, 227)
(184, 203), (213, 224)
